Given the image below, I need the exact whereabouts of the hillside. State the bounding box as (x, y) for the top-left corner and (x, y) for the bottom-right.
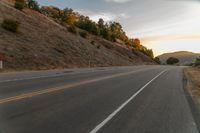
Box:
(158, 51), (200, 65)
(0, 1), (155, 71)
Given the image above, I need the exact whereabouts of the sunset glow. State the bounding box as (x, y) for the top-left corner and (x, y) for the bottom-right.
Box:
(37, 0), (200, 56)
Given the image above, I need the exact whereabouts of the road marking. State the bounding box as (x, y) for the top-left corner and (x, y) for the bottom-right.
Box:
(0, 68), (153, 104)
(90, 69), (167, 133)
(0, 73), (72, 83)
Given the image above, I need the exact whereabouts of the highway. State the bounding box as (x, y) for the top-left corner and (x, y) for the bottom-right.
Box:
(0, 66), (198, 133)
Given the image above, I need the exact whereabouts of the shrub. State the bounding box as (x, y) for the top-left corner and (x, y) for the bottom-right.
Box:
(154, 57), (161, 64)
(79, 31), (88, 38)
(67, 25), (77, 34)
(1, 19), (20, 32)
(14, 0), (26, 10)
(195, 56), (200, 66)
(97, 45), (101, 49)
(166, 57), (179, 65)
(91, 41), (95, 45)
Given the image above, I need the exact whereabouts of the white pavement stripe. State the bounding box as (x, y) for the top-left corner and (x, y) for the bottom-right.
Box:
(90, 69), (167, 133)
(0, 74), (68, 83)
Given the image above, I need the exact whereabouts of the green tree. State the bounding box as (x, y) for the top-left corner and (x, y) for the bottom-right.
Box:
(98, 18), (104, 28)
(109, 22), (127, 41)
(166, 57), (179, 65)
(27, 0), (40, 11)
(75, 16), (99, 35)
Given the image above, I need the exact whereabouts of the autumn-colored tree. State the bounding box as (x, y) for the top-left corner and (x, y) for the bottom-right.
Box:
(61, 8), (77, 25)
(133, 38), (141, 49)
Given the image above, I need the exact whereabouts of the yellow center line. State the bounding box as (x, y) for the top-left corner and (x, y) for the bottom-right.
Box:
(0, 68), (153, 104)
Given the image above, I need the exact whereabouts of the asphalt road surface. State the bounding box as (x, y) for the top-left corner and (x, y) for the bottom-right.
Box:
(0, 66), (198, 133)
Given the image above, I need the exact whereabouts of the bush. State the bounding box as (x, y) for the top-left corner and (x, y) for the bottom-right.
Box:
(154, 57), (161, 64)
(195, 56), (200, 66)
(97, 45), (101, 49)
(67, 26), (77, 34)
(15, 0), (26, 10)
(1, 19), (20, 32)
(91, 41), (95, 45)
(79, 31), (88, 38)
(166, 57), (179, 65)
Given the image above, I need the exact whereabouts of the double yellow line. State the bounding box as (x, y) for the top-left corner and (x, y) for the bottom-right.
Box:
(0, 68), (152, 104)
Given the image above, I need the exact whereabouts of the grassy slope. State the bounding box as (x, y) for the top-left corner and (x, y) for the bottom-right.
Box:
(158, 51), (200, 65)
(0, 1), (154, 71)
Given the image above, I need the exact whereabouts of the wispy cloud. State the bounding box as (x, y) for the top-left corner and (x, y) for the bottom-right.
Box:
(104, 0), (131, 3)
(142, 34), (200, 42)
(77, 9), (129, 22)
(37, 0), (200, 55)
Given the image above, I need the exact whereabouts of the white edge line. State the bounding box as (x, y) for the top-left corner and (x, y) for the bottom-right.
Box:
(0, 74), (67, 83)
(89, 69), (168, 133)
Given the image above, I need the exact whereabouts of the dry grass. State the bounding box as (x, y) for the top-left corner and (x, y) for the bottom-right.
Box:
(184, 67), (200, 105)
(0, 1), (154, 71)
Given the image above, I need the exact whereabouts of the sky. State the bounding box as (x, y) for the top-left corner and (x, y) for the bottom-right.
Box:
(37, 0), (200, 56)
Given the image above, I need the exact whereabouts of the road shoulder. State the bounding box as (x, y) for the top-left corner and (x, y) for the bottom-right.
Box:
(183, 67), (200, 132)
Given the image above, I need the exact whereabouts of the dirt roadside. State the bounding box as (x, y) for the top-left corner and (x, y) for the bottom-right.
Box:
(184, 67), (200, 106)
(184, 67), (200, 131)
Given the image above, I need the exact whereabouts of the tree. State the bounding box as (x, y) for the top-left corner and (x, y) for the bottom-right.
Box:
(133, 38), (141, 49)
(98, 18), (104, 28)
(75, 16), (99, 35)
(40, 6), (61, 19)
(14, 0), (26, 10)
(154, 57), (161, 64)
(27, 0), (40, 11)
(195, 56), (200, 66)
(62, 8), (77, 25)
(166, 57), (179, 65)
(109, 22), (127, 42)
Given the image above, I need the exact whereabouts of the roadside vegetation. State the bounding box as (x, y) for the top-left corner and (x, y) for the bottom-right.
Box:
(195, 56), (200, 66)
(14, 0), (26, 10)
(1, 19), (20, 32)
(11, 0), (154, 59)
(166, 57), (179, 65)
(79, 31), (88, 38)
(67, 25), (77, 34)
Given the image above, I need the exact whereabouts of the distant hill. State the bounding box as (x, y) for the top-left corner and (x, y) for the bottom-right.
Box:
(0, 1), (155, 70)
(157, 51), (200, 65)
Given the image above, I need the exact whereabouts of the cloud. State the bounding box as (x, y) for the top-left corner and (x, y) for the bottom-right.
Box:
(142, 34), (200, 42)
(104, 0), (131, 3)
(77, 9), (130, 22)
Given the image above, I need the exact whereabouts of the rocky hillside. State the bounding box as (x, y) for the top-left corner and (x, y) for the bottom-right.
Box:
(158, 51), (200, 65)
(0, 1), (155, 70)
